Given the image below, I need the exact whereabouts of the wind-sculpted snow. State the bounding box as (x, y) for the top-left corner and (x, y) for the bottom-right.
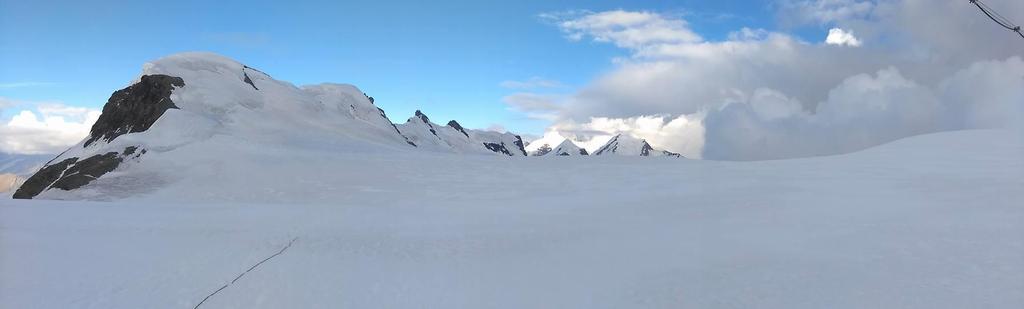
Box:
(2, 130), (1022, 308)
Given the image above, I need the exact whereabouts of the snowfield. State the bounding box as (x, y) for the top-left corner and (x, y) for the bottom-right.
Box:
(2, 129), (1022, 308)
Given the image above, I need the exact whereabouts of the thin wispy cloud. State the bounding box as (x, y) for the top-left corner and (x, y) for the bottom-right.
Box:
(499, 77), (565, 89)
(0, 82), (56, 89)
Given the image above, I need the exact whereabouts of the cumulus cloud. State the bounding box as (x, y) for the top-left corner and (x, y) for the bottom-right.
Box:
(552, 114), (706, 158)
(825, 28), (862, 46)
(0, 100), (100, 154)
(522, 0), (1024, 160)
(703, 59), (1024, 160)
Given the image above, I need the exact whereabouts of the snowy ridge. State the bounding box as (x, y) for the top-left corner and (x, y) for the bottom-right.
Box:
(546, 139), (588, 156)
(12, 52), (532, 199)
(593, 134), (681, 157)
(395, 111), (528, 156)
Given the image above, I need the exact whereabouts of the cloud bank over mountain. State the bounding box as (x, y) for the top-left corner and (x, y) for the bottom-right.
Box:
(0, 98), (100, 154)
(523, 0), (1024, 160)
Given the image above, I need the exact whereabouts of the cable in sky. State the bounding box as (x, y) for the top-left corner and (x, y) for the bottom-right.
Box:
(970, 0), (1024, 39)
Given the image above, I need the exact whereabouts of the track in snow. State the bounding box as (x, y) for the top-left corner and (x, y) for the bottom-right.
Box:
(193, 237), (298, 309)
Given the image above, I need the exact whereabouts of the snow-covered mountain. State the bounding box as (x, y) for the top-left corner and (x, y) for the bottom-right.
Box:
(394, 111), (527, 156)
(524, 130), (603, 156)
(11, 52), (525, 199)
(592, 134), (682, 157)
(546, 139), (589, 156)
(524, 130), (565, 156)
(10, 52), (695, 199)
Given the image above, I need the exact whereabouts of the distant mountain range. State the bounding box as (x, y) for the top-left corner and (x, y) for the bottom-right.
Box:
(0, 152), (51, 194)
(12, 53), (682, 199)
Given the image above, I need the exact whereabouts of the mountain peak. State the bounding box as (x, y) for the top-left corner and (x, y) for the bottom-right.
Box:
(548, 139), (588, 156)
(414, 110), (430, 123)
(446, 120), (469, 138)
(593, 134), (681, 157)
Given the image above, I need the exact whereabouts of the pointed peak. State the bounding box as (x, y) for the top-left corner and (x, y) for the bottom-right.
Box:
(447, 120), (469, 138)
(414, 110), (430, 123)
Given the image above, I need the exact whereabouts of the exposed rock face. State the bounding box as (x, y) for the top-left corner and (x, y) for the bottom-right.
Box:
(511, 136), (527, 156)
(447, 120), (470, 138)
(479, 134), (526, 156)
(558, 149), (588, 156)
(84, 74), (185, 147)
(243, 71), (259, 90)
(13, 158), (77, 199)
(13, 147), (143, 199)
(482, 142), (513, 156)
(414, 110), (439, 136)
(533, 144), (553, 156)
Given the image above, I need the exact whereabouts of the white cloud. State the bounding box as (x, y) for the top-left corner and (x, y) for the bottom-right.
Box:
(523, 2), (1024, 160)
(552, 114), (706, 158)
(542, 10), (702, 55)
(502, 93), (564, 121)
(485, 124), (507, 133)
(825, 28), (862, 46)
(500, 77), (564, 89)
(0, 100), (100, 154)
(776, 0), (876, 26)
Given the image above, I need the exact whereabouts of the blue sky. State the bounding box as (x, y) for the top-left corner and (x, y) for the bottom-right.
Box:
(0, 0), (792, 135)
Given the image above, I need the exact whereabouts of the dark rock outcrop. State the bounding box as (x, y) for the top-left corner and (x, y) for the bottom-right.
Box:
(482, 142), (513, 156)
(447, 120), (469, 138)
(49, 152), (123, 191)
(511, 135), (527, 156)
(414, 110), (430, 123)
(12, 147), (143, 199)
(413, 110), (438, 136)
(242, 71), (259, 90)
(533, 144), (553, 156)
(84, 74), (185, 147)
(12, 158), (77, 199)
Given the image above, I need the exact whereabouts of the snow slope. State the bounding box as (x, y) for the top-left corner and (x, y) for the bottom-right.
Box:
(3, 129), (1022, 308)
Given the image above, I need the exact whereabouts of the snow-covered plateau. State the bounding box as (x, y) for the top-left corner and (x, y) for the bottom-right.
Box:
(1, 53), (1022, 308)
(2, 129), (1023, 308)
